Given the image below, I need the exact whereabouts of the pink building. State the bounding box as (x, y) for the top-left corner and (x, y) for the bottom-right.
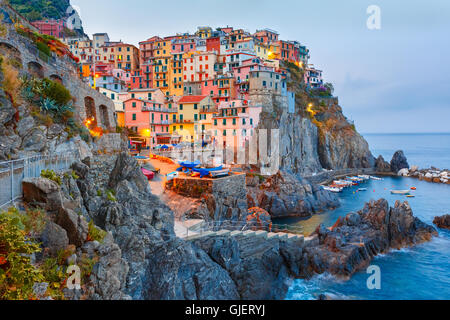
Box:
(124, 98), (176, 147)
(32, 19), (65, 38)
(211, 100), (261, 148)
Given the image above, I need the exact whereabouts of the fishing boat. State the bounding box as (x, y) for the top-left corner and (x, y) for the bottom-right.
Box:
(358, 188), (368, 192)
(391, 190), (410, 195)
(323, 186), (343, 193)
(141, 168), (155, 181)
(358, 175), (370, 180)
(410, 187), (417, 190)
(370, 176), (383, 181)
(192, 166), (225, 178)
(406, 195), (415, 198)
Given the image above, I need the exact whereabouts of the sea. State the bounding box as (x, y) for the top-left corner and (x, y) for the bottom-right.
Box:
(280, 133), (450, 300)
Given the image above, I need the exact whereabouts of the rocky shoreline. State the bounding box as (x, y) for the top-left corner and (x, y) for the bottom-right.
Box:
(16, 152), (438, 300)
(399, 166), (450, 185)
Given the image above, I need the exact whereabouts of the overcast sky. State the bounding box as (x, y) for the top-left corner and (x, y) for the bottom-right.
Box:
(71, 0), (450, 133)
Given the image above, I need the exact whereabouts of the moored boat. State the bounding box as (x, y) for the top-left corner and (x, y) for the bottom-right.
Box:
(323, 186), (343, 193)
(391, 190), (411, 195)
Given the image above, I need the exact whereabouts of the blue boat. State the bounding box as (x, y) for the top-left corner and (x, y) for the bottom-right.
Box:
(192, 166), (224, 178)
(176, 160), (201, 173)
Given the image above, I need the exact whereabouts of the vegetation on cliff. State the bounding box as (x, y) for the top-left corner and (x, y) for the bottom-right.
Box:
(7, 0), (70, 22)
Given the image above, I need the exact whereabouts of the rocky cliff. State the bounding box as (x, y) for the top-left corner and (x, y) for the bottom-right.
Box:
(253, 63), (375, 178)
(302, 199), (437, 279)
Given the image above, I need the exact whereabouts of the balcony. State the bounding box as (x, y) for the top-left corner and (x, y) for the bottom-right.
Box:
(150, 120), (172, 125)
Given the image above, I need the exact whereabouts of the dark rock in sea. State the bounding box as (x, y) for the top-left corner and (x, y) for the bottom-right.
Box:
(433, 215), (450, 230)
(390, 150), (409, 174)
(302, 199), (437, 279)
(375, 155), (391, 173)
(247, 171), (339, 218)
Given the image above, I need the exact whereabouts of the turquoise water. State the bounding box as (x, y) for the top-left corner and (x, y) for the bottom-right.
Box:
(282, 133), (450, 300)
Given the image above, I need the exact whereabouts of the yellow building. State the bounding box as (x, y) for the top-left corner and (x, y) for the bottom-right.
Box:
(171, 95), (214, 142)
(196, 26), (212, 39)
(170, 52), (184, 96)
(255, 42), (270, 60)
(152, 39), (172, 96)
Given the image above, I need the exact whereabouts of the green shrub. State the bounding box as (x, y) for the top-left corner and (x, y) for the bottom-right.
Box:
(0, 214), (44, 300)
(87, 221), (106, 243)
(42, 78), (72, 106)
(40, 169), (61, 185)
(106, 190), (117, 202)
(36, 41), (51, 57)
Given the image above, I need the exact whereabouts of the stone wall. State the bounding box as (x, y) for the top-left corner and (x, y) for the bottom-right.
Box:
(0, 4), (116, 131)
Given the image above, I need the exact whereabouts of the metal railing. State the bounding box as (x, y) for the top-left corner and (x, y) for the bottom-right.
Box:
(0, 152), (79, 209)
(184, 220), (304, 239)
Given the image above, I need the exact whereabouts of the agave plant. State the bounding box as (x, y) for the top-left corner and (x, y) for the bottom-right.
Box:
(39, 97), (58, 112)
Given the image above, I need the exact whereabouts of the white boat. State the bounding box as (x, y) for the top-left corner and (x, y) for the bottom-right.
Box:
(358, 175), (370, 180)
(358, 188), (368, 192)
(391, 190), (410, 195)
(370, 176), (383, 181)
(323, 186), (343, 193)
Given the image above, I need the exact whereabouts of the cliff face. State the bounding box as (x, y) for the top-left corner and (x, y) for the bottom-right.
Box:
(253, 63), (375, 177)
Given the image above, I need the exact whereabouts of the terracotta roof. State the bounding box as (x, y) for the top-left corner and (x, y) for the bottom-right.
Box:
(178, 95), (208, 104)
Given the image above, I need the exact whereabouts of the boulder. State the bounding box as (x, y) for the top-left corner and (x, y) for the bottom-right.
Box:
(433, 215), (450, 230)
(17, 116), (36, 137)
(40, 221), (69, 256)
(303, 199), (437, 278)
(390, 150), (409, 174)
(398, 168), (409, 176)
(21, 127), (47, 152)
(247, 171), (339, 218)
(375, 155), (391, 172)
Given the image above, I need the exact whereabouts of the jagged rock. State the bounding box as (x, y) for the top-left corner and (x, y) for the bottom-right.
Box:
(33, 283), (49, 300)
(0, 98), (15, 126)
(89, 234), (131, 300)
(247, 171), (339, 218)
(433, 215), (450, 230)
(17, 116), (35, 137)
(22, 177), (63, 210)
(375, 155), (391, 172)
(55, 208), (88, 247)
(390, 150), (409, 173)
(303, 199), (437, 278)
(40, 221), (69, 256)
(21, 126), (47, 152)
(71, 161), (89, 179)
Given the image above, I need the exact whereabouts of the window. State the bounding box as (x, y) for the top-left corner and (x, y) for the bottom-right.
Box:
(194, 104), (198, 110)
(132, 114), (136, 120)
(214, 119), (217, 126)
(233, 118), (236, 125)
(179, 104), (183, 110)
(223, 130), (226, 136)
(194, 114), (198, 121)
(132, 102), (136, 108)
(223, 119), (226, 125)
